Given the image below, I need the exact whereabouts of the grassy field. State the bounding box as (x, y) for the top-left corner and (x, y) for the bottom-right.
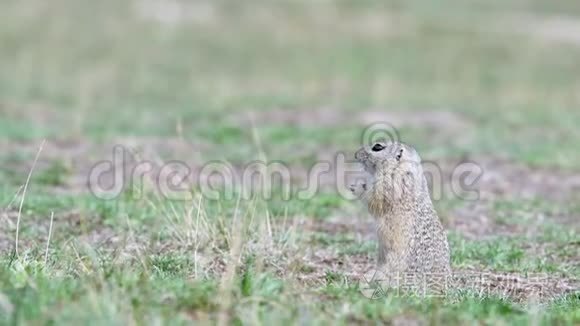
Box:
(1, 0), (579, 324)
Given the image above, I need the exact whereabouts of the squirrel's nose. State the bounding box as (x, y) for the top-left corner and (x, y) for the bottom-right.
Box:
(355, 148), (368, 161)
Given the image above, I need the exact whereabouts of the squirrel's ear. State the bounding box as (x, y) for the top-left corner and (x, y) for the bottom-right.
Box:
(396, 148), (403, 161)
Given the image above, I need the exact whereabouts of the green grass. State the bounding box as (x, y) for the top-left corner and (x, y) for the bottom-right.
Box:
(1, 253), (578, 325)
(1, 0), (579, 324)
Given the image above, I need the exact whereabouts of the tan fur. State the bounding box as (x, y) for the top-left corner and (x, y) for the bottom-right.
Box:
(352, 141), (451, 291)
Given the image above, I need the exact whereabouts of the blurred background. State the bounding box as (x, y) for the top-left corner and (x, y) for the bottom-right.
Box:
(0, 1), (579, 323)
(1, 0), (579, 168)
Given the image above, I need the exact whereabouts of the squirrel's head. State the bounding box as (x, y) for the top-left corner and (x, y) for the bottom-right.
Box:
(355, 141), (422, 176)
(355, 141), (425, 210)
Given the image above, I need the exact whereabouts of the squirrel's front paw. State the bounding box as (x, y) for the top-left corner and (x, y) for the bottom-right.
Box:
(349, 180), (367, 197)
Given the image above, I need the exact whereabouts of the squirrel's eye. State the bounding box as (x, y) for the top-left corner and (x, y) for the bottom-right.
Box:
(396, 148), (403, 161)
(372, 143), (385, 152)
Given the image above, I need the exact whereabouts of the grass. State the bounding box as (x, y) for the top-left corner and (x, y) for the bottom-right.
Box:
(0, 0), (579, 324)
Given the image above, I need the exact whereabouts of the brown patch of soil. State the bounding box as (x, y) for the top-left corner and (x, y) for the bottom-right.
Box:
(437, 156), (580, 238)
(474, 158), (580, 201)
(434, 157), (580, 202)
(417, 154), (580, 238)
(2, 137), (211, 195)
(449, 200), (503, 239)
(302, 214), (375, 239)
(0, 208), (125, 254)
(452, 268), (579, 303)
(281, 215), (375, 284)
(295, 247), (373, 284)
(448, 199), (580, 240)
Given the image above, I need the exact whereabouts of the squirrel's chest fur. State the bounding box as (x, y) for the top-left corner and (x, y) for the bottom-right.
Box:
(368, 179), (451, 275)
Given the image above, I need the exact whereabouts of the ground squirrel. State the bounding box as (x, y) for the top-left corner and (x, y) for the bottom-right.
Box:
(351, 141), (451, 279)
(350, 142), (578, 299)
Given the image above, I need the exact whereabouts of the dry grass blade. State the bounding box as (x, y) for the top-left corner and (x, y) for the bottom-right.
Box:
(44, 211), (54, 266)
(15, 139), (45, 256)
(217, 194), (243, 326)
